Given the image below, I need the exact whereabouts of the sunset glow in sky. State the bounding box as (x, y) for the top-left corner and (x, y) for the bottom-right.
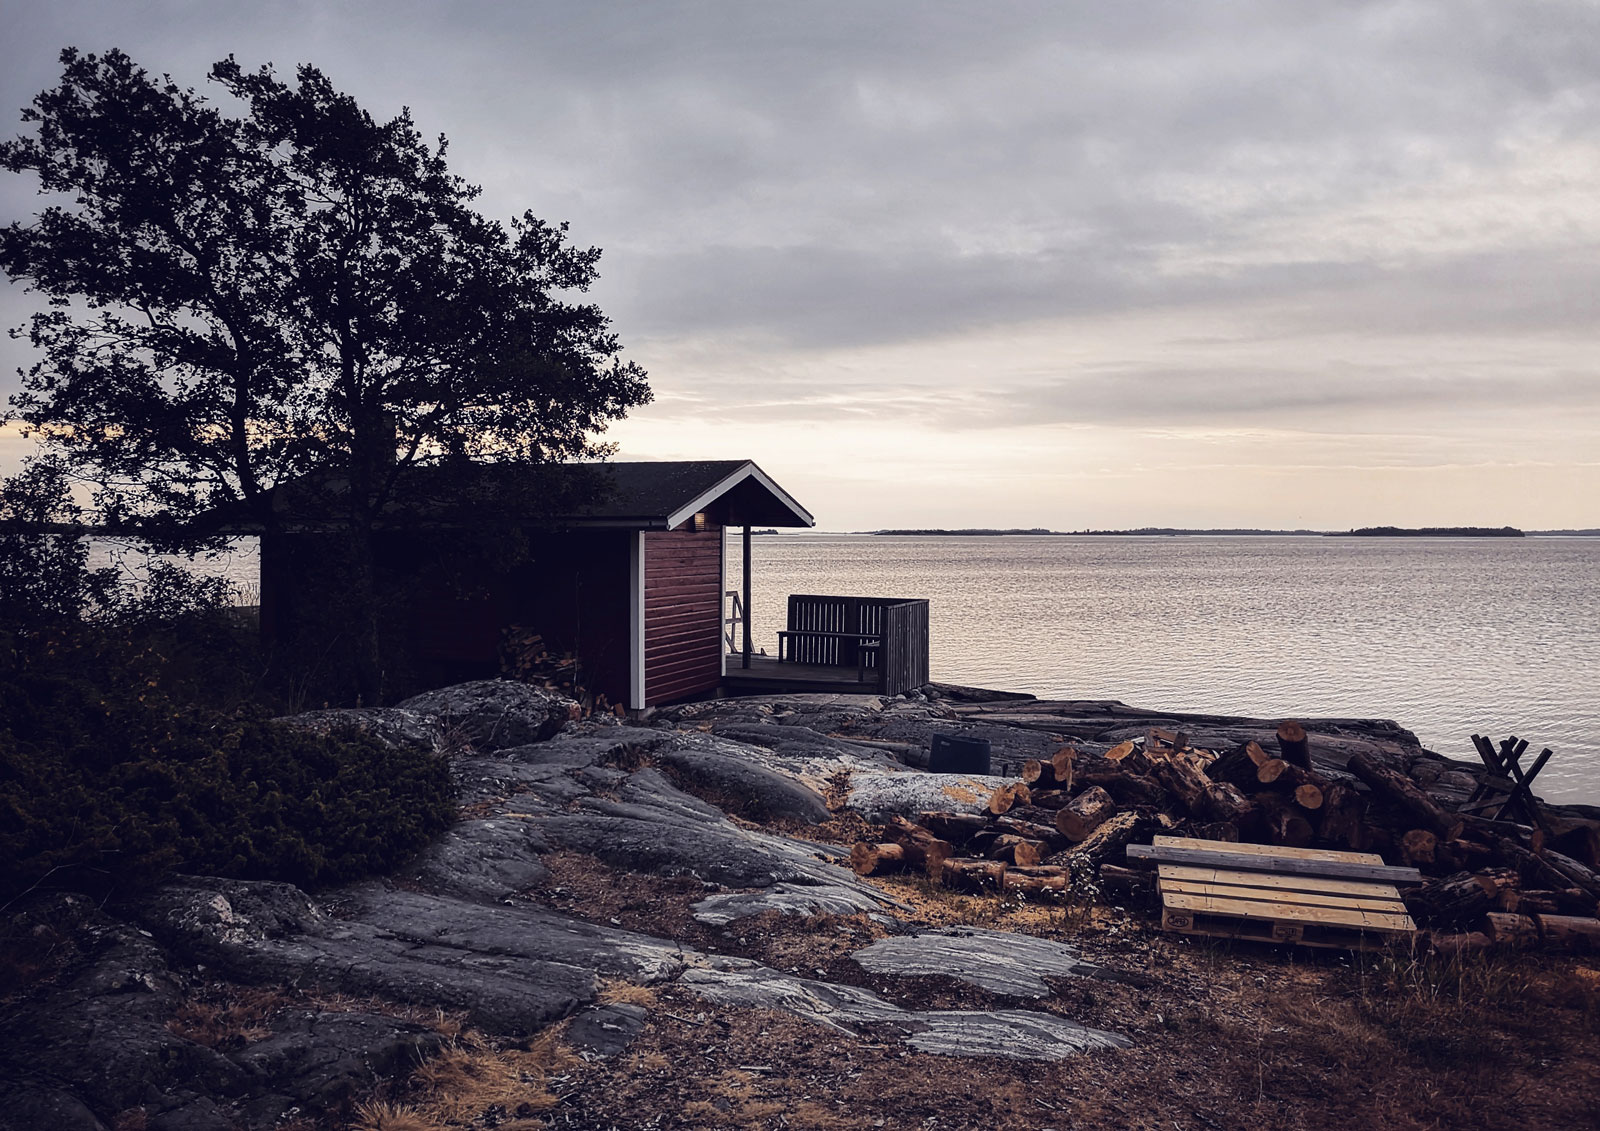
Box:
(3, 2), (1597, 530)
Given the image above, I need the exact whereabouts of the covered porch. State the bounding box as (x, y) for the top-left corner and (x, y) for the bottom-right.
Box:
(722, 589), (930, 697)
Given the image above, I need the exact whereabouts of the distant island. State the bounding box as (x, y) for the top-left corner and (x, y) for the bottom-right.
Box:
(869, 527), (1323, 536)
(862, 525), (1590, 537)
(1343, 526), (1524, 538)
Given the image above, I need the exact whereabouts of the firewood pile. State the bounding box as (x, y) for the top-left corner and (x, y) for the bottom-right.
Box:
(849, 724), (1600, 948)
(499, 626), (621, 716)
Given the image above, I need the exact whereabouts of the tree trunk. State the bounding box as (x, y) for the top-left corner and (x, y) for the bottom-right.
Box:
(345, 525), (386, 707)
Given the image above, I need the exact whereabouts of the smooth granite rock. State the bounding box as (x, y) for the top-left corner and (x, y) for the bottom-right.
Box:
(852, 927), (1104, 997)
(680, 959), (1130, 1059)
(396, 680), (579, 750)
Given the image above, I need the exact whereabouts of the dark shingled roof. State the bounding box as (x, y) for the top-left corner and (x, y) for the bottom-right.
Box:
(208, 459), (814, 534)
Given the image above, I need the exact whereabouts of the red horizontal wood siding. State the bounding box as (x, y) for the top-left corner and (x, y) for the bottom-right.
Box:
(644, 526), (722, 706)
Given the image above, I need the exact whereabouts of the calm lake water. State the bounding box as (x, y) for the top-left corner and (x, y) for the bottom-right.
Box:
(730, 535), (1600, 805)
(96, 533), (1599, 804)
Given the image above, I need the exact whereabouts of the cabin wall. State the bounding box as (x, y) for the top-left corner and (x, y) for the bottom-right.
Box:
(643, 525), (724, 706)
(257, 529), (634, 706)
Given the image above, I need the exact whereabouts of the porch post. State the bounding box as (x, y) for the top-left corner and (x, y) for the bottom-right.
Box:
(742, 524), (753, 669)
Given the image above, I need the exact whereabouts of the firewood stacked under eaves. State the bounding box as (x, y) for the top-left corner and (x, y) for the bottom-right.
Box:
(848, 725), (1600, 946)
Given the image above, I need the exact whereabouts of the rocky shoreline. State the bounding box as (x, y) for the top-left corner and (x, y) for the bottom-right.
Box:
(2, 680), (1593, 1131)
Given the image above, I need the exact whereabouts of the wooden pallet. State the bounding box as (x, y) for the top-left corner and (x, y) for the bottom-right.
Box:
(1151, 836), (1417, 950)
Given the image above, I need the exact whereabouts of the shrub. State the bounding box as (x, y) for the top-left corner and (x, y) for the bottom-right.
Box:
(0, 630), (455, 902)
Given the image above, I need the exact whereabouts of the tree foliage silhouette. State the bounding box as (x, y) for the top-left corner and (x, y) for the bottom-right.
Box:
(1, 49), (650, 702)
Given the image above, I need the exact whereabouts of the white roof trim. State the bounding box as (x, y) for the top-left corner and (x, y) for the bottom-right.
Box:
(666, 461), (815, 530)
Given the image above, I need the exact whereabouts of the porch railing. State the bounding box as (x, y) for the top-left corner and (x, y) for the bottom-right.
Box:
(724, 588), (744, 654)
(779, 594), (930, 696)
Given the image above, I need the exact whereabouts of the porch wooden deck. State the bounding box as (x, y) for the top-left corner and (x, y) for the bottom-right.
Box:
(721, 653), (881, 695)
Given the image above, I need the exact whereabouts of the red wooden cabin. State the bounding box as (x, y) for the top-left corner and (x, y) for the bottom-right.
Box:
(232, 460), (814, 709)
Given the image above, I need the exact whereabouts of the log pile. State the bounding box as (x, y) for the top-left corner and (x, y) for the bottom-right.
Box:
(499, 627), (621, 716)
(847, 727), (1600, 947)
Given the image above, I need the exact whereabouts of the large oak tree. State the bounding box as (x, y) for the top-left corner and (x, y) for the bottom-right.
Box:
(1, 49), (650, 703)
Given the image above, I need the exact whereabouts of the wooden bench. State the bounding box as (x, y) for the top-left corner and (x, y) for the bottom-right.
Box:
(777, 629), (880, 680)
(1129, 836), (1418, 950)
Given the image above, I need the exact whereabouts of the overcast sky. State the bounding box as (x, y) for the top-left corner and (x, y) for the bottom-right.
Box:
(2, 1), (1597, 529)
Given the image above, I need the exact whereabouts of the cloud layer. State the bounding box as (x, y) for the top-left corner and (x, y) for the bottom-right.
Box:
(2, 2), (1597, 527)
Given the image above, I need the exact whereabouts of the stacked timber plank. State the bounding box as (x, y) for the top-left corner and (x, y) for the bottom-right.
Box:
(1128, 836), (1418, 949)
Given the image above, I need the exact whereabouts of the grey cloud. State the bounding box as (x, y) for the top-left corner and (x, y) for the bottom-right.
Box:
(4, 1), (1600, 430)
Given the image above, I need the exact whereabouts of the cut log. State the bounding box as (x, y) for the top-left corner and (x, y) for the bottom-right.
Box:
(992, 813), (1068, 848)
(1400, 829), (1438, 869)
(1544, 850), (1600, 901)
(1185, 820), (1240, 842)
(1096, 863), (1155, 899)
(1254, 792), (1314, 848)
(884, 816), (954, 877)
(1549, 820), (1600, 870)
(986, 835), (1048, 867)
(1478, 832), (1576, 893)
(1316, 783), (1368, 851)
(851, 841), (906, 876)
(1347, 751), (1465, 841)
(1155, 757), (1254, 824)
(1071, 766), (1170, 809)
(940, 857), (1007, 893)
(1256, 759), (1329, 812)
(1276, 720), (1312, 770)
(1485, 912), (1600, 951)
(1426, 931), (1492, 957)
(915, 812), (992, 846)
(1293, 784), (1325, 811)
(1104, 739), (1152, 776)
(1146, 728), (1188, 757)
(1055, 786), (1117, 843)
(1021, 746), (1075, 790)
(1207, 744), (1267, 790)
(1405, 869), (1519, 928)
(1104, 739), (1137, 762)
(1067, 810), (1149, 872)
(1516, 889), (1600, 916)
(987, 782), (1032, 816)
(1003, 866), (1068, 895)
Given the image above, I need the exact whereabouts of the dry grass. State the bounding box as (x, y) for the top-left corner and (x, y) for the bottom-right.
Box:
(597, 978), (659, 1007)
(350, 1099), (439, 1131)
(165, 986), (285, 1048)
(385, 1027), (579, 1130)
